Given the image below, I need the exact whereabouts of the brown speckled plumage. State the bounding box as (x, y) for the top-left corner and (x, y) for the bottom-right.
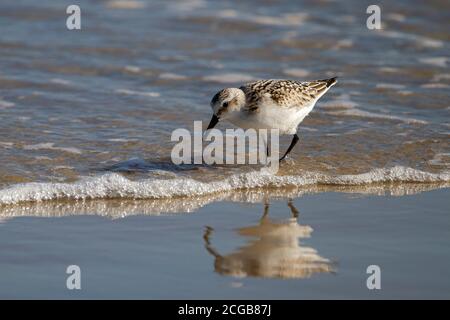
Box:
(240, 78), (337, 112)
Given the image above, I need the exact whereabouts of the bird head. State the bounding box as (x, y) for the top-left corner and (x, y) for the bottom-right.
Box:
(207, 88), (246, 130)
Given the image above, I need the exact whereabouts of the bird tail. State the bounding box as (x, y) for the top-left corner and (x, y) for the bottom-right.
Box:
(320, 77), (338, 88)
(308, 77), (338, 100)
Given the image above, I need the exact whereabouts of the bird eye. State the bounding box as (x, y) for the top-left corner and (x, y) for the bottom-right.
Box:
(223, 102), (229, 108)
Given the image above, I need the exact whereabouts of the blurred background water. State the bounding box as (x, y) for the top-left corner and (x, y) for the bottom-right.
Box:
(0, 0), (449, 191)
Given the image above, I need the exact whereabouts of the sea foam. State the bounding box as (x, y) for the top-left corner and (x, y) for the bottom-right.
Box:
(0, 166), (448, 205)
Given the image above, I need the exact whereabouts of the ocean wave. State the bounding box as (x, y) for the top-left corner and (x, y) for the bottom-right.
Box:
(115, 89), (160, 97)
(23, 142), (82, 154)
(0, 98), (15, 108)
(0, 182), (447, 221)
(203, 73), (256, 84)
(324, 108), (428, 124)
(0, 166), (449, 206)
(106, 0), (146, 10)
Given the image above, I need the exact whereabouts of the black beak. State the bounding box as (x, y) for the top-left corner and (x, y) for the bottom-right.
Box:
(206, 114), (219, 130)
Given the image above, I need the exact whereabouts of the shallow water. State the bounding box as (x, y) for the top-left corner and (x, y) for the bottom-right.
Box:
(0, 0), (449, 201)
(0, 190), (449, 299)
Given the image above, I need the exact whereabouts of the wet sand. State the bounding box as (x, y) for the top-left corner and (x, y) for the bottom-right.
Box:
(0, 188), (448, 299)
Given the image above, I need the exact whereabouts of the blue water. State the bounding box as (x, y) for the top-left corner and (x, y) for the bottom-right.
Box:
(0, 0), (449, 185)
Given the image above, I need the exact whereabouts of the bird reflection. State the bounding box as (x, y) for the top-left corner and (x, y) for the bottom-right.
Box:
(203, 200), (334, 279)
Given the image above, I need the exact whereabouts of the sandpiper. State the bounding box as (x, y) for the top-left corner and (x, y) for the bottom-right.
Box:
(207, 77), (338, 161)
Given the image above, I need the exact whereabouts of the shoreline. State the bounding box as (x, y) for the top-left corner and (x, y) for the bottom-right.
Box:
(0, 182), (448, 220)
(0, 165), (449, 206)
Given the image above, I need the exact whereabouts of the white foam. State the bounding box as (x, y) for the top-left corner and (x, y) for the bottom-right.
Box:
(378, 67), (399, 73)
(0, 166), (448, 205)
(167, 0), (206, 12)
(23, 143), (82, 154)
(321, 93), (358, 109)
(115, 89), (160, 97)
(428, 153), (450, 166)
(376, 83), (406, 90)
(0, 142), (14, 148)
(421, 83), (450, 89)
(107, 138), (135, 142)
(106, 0), (146, 9)
(0, 98), (15, 108)
(332, 109), (427, 124)
(216, 10), (307, 27)
(50, 78), (72, 85)
(419, 57), (448, 68)
(247, 13), (307, 27)
(432, 73), (450, 81)
(300, 127), (318, 132)
(159, 72), (187, 80)
(283, 68), (310, 78)
(34, 156), (52, 161)
(203, 73), (256, 84)
(332, 39), (353, 50)
(386, 13), (406, 22)
(124, 66), (141, 73)
(381, 31), (443, 48)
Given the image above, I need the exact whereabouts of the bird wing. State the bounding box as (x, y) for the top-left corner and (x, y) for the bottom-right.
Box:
(240, 78), (337, 113)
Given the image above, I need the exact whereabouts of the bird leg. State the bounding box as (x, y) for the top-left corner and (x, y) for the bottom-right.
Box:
(260, 201), (270, 223)
(279, 134), (299, 162)
(203, 226), (221, 258)
(287, 199), (299, 219)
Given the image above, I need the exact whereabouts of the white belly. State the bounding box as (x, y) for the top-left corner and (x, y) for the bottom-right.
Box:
(228, 103), (316, 135)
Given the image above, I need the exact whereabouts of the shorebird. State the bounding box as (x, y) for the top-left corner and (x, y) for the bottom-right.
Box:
(207, 77), (337, 161)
